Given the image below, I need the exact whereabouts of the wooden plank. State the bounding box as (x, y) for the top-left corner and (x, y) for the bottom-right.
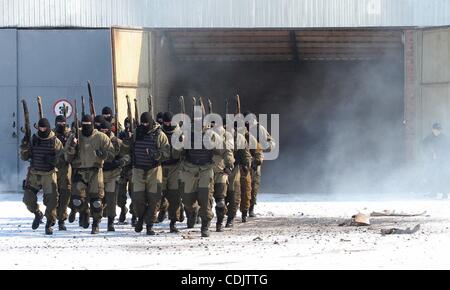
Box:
(297, 36), (401, 43)
(171, 35), (291, 43)
(168, 30), (289, 37)
(173, 42), (292, 49)
(297, 42), (403, 48)
(174, 47), (292, 54)
(296, 30), (402, 37)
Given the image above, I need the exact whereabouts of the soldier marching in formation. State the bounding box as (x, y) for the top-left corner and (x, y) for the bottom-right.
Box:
(19, 91), (275, 237)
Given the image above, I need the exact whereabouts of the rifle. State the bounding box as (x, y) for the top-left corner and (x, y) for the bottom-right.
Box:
(225, 97), (229, 116)
(148, 95), (154, 120)
(87, 81), (96, 117)
(21, 99), (31, 147)
(236, 94), (241, 115)
(208, 98), (213, 114)
(81, 96), (86, 117)
(199, 97), (206, 116)
(126, 95), (134, 133)
(37, 96), (44, 120)
(134, 98), (140, 127)
(62, 103), (67, 119)
(73, 99), (80, 156)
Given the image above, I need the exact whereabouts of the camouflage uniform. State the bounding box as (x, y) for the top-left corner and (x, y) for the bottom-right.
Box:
(131, 121), (170, 235)
(20, 130), (63, 234)
(65, 127), (114, 234)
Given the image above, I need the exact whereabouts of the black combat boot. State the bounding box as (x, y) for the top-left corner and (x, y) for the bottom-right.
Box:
(118, 207), (128, 223)
(58, 220), (67, 231)
(131, 214), (137, 228)
(215, 206), (225, 232)
(91, 219), (100, 234)
(249, 204), (256, 218)
(134, 217), (144, 233)
(107, 217), (115, 232)
(81, 212), (90, 229)
(170, 220), (179, 233)
(45, 220), (53, 235)
(32, 211), (44, 230)
(68, 209), (76, 223)
(225, 215), (234, 228)
(146, 224), (155, 236)
(187, 211), (196, 229)
(242, 211), (248, 223)
(201, 220), (211, 238)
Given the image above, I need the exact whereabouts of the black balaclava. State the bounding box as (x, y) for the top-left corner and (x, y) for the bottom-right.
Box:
(94, 115), (106, 130)
(100, 120), (112, 136)
(102, 107), (113, 123)
(54, 115), (66, 134)
(156, 112), (164, 125)
(136, 112), (154, 139)
(37, 118), (51, 139)
(81, 115), (94, 137)
(162, 111), (175, 131)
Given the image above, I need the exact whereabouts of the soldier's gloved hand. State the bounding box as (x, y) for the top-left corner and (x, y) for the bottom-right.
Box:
(223, 166), (233, 176)
(150, 150), (162, 161)
(70, 138), (78, 147)
(95, 149), (107, 159)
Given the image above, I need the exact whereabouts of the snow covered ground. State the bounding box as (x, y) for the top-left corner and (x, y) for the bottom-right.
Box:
(0, 193), (449, 270)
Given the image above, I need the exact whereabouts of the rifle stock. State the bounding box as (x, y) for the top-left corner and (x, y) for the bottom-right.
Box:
(81, 96), (86, 117)
(236, 94), (241, 115)
(87, 81), (96, 117)
(37, 96), (44, 120)
(134, 98), (140, 127)
(21, 99), (31, 147)
(126, 95), (134, 133)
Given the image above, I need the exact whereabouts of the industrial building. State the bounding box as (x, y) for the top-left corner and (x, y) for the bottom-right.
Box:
(1, 0), (450, 193)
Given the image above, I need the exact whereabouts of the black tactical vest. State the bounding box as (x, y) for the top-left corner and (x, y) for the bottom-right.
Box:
(133, 130), (160, 170)
(103, 136), (120, 171)
(185, 132), (213, 166)
(30, 135), (57, 172)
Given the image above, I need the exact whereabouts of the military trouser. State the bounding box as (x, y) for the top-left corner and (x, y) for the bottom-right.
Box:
(250, 165), (261, 208)
(117, 166), (134, 215)
(213, 171), (228, 221)
(225, 165), (241, 219)
(56, 163), (72, 221)
(23, 168), (59, 225)
(162, 164), (182, 221)
(179, 162), (214, 223)
(103, 168), (121, 218)
(71, 168), (105, 221)
(240, 168), (252, 212)
(131, 167), (163, 225)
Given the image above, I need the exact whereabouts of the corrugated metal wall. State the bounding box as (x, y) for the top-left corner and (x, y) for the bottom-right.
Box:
(1, 0), (450, 28)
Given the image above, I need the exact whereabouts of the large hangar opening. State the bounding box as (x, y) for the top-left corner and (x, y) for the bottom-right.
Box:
(166, 29), (404, 194)
(113, 28), (405, 194)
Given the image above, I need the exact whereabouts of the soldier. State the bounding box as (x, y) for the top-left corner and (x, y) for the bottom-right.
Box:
(94, 115), (105, 130)
(102, 107), (114, 124)
(99, 120), (130, 231)
(241, 130), (261, 222)
(53, 115), (72, 231)
(211, 121), (235, 232)
(178, 118), (234, 237)
(20, 118), (63, 235)
(156, 112), (164, 125)
(117, 117), (136, 225)
(160, 112), (183, 233)
(65, 114), (115, 234)
(422, 123), (449, 198)
(225, 123), (252, 227)
(131, 112), (170, 235)
(243, 111), (275, 217)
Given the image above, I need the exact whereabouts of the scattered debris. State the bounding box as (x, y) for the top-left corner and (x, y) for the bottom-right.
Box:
(381, 224), (421, 236)
(182, 234), (194, 240)
(273, 241), (279, 245)
(339, 213), (370, 226)
(253, 236), (263, 241)
(340, 239), (351, 242)
(371, 210), (427, 217)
